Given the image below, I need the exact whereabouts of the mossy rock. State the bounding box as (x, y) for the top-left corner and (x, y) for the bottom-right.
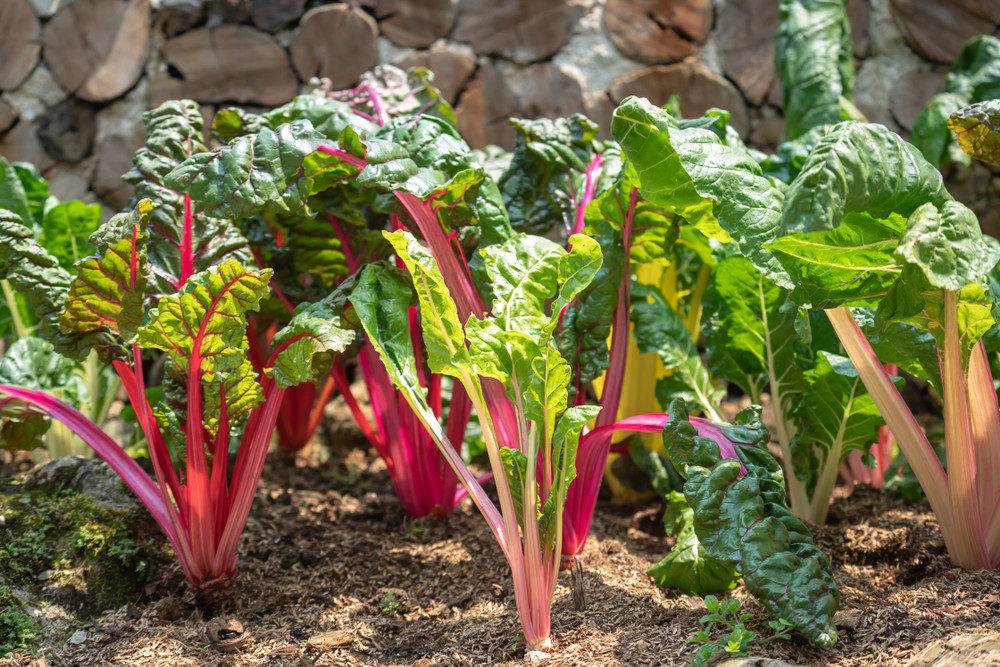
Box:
(0, 456), (166, 654)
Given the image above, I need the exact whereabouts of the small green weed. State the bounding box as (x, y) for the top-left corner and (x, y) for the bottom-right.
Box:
(0, 587), (39, 658)
(688, 595), (792, 666)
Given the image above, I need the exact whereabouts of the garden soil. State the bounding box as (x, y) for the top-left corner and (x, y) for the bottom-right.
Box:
(3, 415), (1000, 666)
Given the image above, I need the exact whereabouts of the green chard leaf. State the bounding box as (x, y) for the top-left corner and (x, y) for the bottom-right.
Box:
(60, 202), (152, 341)
(631, 283), (724, 417)
(538, 403), (601, 547)
(948, 99), (1000, 165)
(38, 201), (102, 271)
(775, 0), (855, 140)
(137, 260), (273, 425)
(663, 400), (840, 646)
(499, 114), (609, 234)
(796, 351), (893, 468)
(269, 277), (356, 388)
(703, 256), (801, 404)
(612, 97), (791, 288)
(125, 100), (252, 299)
(646, 491), (740, 595)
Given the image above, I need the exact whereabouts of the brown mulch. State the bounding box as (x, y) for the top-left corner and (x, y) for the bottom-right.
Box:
(2, 439), (998, 667)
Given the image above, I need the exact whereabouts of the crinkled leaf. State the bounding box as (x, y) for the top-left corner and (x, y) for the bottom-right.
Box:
(612, 97), (791, 288)
(778, 122), (950, 237)
(646, 490), (739, 595)
(384, 230), (472, 378)
(125, 100), (252, 299)
(0, 158), (42, 226)
(165, 120), (351, 219)
(270, 278), (356, 388)
(947, 99), (1000, 166)
(262, 93), (377, 139)
(850, 307), (941, 391)
(137, 260), (272, 423)
(61, 202), (152, 340)
(775, 0), (854, 140)
(0, 337), (89, 451)
(0, 210), (123, 361)
(663, 400), (840, 646)
(499, 114), (603, 234)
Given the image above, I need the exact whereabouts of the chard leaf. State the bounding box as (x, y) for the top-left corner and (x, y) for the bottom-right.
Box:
(703, 256), (801, 404)
(0, 158), (41, 226)
(612, 97), (790, 288)
(913, 36), (1000, 165)
(631, 284), (724, 416)
(60, 202), (152, 340)
(164, 120), (350, 219)
(137, 260), (272, 423)
(778, 122), (950, 237)
(947, 100), (1000, 165)
(0, 337), (88, 408)
(646, 491), (739, 595)
(262, 93), (377, 139)
(775, 0), (855, 140)
(39, 201), (102, 272)
(525, 341), (572, 443)
(663, 400), (839, 646)
(350, 263), (446, 436)
(850, 307), (941, 391)
(0, 399), (49, 451)
(498, 114), (608, 234)
(125, 100), (252, 299)
(796, 351), (890, 467)
(383, 230), (473, 378)
(269, 278), (356, 388)
(0, 210), (123, 361)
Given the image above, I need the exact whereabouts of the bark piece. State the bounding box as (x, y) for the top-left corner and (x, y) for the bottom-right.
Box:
(290, 5), (379, 90)
(715, 0), (779, 106)
(603, 0), (712, 65)
(36, 98), (96, 164)
(610, 62), (750, 136)
(0, 0), (42, 91)
(41, 0), (151, 102)
(396, 44), (475, 104)
(0, 120), (54, 173)
(375, 0), (456, 48)
(0, 99), (18, 135)
(453, 0), (579, 64)
(251, 0), (307, 32)
(518, 64), (586, 120)
(92, 132), (142, 209)
(152, 25), (297, 106)
(890, 70), (947, 132)
(890, 0), (1000, 64)
(456, 63), (517, 150)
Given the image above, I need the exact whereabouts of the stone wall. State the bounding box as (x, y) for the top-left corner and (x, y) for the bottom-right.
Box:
(0, 0), (998, 224)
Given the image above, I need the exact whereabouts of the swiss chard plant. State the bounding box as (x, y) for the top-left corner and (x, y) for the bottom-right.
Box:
(0, 102), (354, 605)
(653, 399), (839, 646)
(351, 230), (602, 651)
(170, 70), (489, 516)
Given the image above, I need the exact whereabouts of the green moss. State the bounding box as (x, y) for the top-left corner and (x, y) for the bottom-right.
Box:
(0, 487), (161, 613)
(0, 586), (39, 658)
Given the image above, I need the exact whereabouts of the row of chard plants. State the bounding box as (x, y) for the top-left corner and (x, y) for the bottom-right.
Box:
(2, 0), (1000, 655)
